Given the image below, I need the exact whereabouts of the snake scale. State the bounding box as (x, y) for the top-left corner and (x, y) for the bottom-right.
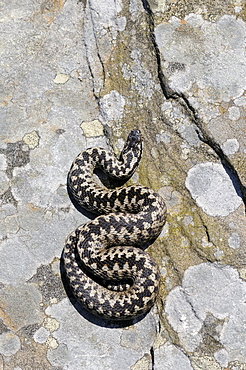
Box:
(63, 129), (167, 320)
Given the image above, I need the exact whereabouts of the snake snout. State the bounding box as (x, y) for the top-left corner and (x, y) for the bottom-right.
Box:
(129, 129), (142, 147)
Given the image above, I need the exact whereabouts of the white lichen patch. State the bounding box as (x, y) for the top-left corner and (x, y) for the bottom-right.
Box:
(44, 317), (60, 333)
(99, 90), (125, 122)
(228, 232), (240, 249)
(234, 95), (246, 106)
(151, 147), (158, 158)
(185, 162), (242, 216)
(23, 131), (40, 149)
(0, 331), (21, 357)
(87, 0), (126, 35)
(45, 298), (158, 369)
(156, 130), (171, 144)
(228, 106), (241, 121)
(165, 263), (246, 363)
(213, 249), (224, 259)
(221, 138), (239, 155)
(239, 268), (246, 280)
(214, 348), (229, 368)
(0, 154), (7, 171)
(159, 187), (182, 215)
(3, 215), (19, 235)
(33, 327), (50, 344)
(49, 297), (58, 305)
(0, 170), (9, 195)
(180, 146), (190, 160)
(155, 15), (246, 102)
(80, 120), (104, 137)
(46, 336), (59, 349)
(122, 49), (158, 98)
(53, 73), (69, 84)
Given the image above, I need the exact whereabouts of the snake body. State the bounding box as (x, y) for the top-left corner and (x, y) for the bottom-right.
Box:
(63, 130), (166, 320)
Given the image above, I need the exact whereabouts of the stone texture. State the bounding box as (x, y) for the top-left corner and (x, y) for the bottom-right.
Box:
(0, 0), (245, 368)
(45, 298), (158, 369)
(154, 343), (193, 370)
(0, 332), (21, 357)
(165, 263), (246, 361)
(185, 162), (242, 216)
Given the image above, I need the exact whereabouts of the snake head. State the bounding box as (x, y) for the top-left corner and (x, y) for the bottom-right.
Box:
(121, 129), (142, 157)
(128, 129), (142, 148)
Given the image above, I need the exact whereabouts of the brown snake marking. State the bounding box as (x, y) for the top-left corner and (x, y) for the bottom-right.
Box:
(63, 129), (167, 320)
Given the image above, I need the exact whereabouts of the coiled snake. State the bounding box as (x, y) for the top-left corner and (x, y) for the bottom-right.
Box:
(63, 129), (166, 320)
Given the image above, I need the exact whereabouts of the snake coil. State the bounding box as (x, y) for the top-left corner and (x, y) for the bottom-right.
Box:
(63, 129), (166, 320)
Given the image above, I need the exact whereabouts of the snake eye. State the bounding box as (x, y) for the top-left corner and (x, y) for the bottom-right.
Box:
(128, 129), (142, 147)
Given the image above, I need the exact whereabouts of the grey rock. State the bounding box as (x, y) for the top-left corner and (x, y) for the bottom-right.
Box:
(99, 90), (126, 123)
(0, 237), (37, 283)
(33, 327), (50, 344)
(185, 162), (242, 216)
(165, 263), (246, 362)
(0, 0), (246, 368)
(0, 331), (21, 357)
(228, 232), (241, 249)
(214, 348), (229, 368)
(155, 15), (246, 102)
(154, 342), (193, 370)
(46, 298), (158, 369)
(0, 284), (44, 331)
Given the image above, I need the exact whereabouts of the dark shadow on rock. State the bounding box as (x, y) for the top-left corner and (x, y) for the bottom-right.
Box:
(222, 163), (245, 200)
(195, 125), (246, 208)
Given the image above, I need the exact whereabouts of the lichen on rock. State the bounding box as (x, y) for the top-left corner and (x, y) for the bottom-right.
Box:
(0, 0), (245, 369)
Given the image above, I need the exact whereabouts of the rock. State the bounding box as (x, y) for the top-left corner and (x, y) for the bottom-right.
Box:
(0, 0), (245, 368)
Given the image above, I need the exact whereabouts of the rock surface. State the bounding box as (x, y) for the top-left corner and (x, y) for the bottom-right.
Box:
(0, 0), (245, 369)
